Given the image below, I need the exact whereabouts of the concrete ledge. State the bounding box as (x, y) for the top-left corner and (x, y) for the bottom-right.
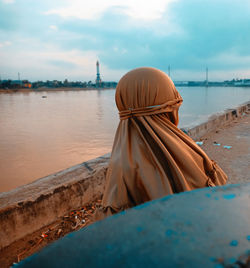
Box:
(0, 101), (249, 250)
(0, 154), (110, 249)
(186, 101), (250, 140)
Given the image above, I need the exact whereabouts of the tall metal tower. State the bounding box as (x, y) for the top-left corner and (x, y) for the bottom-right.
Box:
(96, 61), (101, 87)
(206, 67), (208, 87)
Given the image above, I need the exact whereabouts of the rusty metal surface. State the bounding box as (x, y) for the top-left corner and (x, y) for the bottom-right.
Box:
(18, 183), (250, 268)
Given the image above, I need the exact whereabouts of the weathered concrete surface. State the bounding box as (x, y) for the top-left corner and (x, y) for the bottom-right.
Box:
(0, 154), (110, 250)
(0, 101), (249, 250)
(18, 183), (250, 268)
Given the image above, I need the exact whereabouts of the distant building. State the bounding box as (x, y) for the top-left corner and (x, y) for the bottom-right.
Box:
(22, 80), (32, 88)
(96, 61), (102, 87)
(234, 79), (250, 87)
(93, 60), (118, 88)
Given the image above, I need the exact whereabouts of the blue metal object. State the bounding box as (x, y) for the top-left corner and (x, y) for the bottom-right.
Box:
(18, 183), (250, 268)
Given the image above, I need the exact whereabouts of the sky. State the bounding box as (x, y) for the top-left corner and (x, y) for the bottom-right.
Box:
(0, 0), (250, 82)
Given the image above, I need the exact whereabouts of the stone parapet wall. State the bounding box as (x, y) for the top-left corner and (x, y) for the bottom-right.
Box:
(0, 154), (110, 249)
(0, 101), (249, 250)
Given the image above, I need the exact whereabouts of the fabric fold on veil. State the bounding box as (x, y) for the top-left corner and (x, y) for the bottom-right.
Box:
(96, 67), (227, 218)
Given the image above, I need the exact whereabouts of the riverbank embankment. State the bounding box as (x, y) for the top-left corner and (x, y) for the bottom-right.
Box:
(0, 101), (249, 267)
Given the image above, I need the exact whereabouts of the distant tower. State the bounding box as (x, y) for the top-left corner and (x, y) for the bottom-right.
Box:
(168, 65), (171, 77)
(206, 67), (208, 87)
(96, 61), (101, 87)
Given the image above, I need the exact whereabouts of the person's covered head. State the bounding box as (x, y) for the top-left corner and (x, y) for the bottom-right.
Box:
(115, 67), (183, 125)
(99, 67), (227, 217)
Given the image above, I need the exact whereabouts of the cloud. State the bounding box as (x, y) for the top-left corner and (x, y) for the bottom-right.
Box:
(45, 0), (177, 21)
(47, 59), (77, 69)
(0, 41), (11, 48)
(0, 38), (125, 80)
(46, 0), (249, 74)
(1, 0), (15, 4)
(1, 0), (250, 81)
(49, 25), (58, 31)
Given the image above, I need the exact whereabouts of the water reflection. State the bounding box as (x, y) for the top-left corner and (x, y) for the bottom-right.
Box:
(97, 90), (104, 122)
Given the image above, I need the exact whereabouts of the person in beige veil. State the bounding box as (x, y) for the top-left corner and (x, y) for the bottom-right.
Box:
(96, 67), (227, 219)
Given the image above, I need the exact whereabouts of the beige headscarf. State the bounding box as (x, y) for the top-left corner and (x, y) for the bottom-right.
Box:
(101, 67), (227, 216)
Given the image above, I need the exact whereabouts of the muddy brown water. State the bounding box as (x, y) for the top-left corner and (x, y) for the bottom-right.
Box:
(0, 87), (249, 192)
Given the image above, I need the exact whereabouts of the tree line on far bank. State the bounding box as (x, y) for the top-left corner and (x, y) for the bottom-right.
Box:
(0, 79), (118, 89)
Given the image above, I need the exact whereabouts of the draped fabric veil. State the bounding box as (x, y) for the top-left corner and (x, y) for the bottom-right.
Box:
(101, 67), (227, 216)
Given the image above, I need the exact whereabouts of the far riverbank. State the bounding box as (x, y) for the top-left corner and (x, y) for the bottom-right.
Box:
(0, 87), (115, 93)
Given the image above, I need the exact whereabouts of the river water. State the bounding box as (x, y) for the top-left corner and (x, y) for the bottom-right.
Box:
(0, 87), (249, 192)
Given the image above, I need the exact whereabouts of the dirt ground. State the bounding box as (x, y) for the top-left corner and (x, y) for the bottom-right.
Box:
(0, 112), (249, 268)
